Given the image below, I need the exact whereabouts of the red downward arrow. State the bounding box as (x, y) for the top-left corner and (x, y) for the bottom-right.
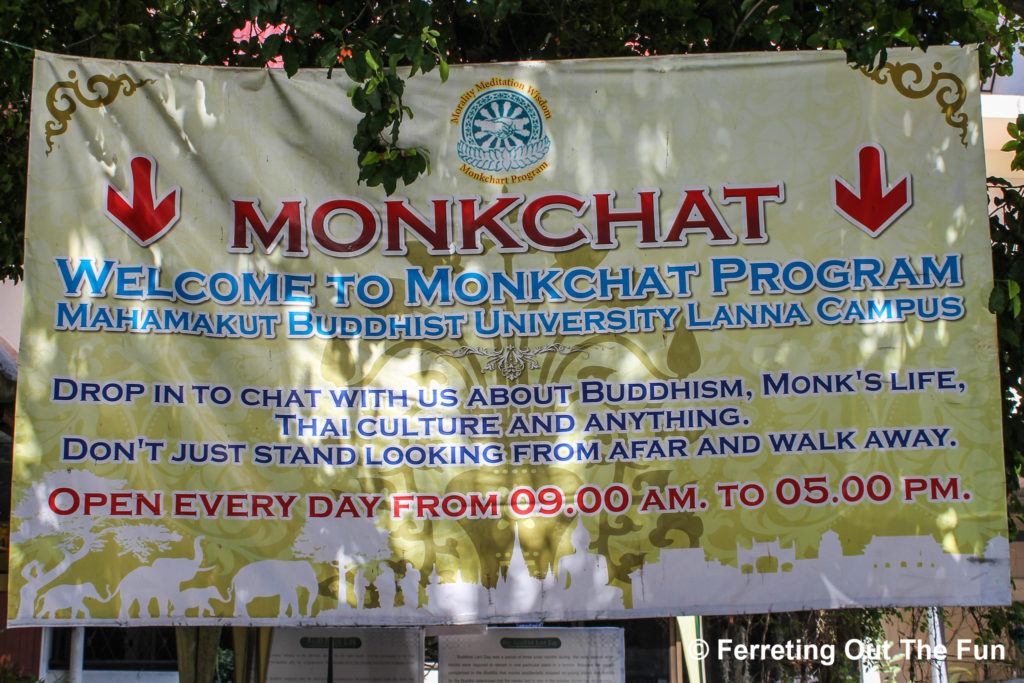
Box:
(831, 144), (912, 237)
(104, 155), (181, 247)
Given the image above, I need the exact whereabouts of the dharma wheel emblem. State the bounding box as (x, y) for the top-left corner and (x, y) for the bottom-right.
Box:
(458, 88), (551, 172)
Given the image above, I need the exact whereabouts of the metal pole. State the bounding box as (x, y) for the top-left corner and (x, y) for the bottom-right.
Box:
(927, 606), (948, 683)
(69, 626), (85, 683)
(326, 636), (333, 682)
(38, 627), (52, 681)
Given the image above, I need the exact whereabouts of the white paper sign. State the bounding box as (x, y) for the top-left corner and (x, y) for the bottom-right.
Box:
(440, 627), (624, 682)
(266, 627), (423, 682)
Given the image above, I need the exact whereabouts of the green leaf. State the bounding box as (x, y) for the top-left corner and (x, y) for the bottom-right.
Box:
(402, 166), (419, 186)
(366, 87), (383, 110)
(893, 9), (913, 29)
(404, 37), (421, 61)
(262, 34), (283, 59)
(281, 43), (299, 78)
(892, 28), (918, 46)
(343, 52), (365, 82)
(990, 285), (1008, 313)
(351, 87), (369, 112)
(367, 165), (385, 187)
(292, 1), (319, 32)
(386, 74), (405, 96)
(1001, 325), (1021, 348)
(365, 49), (379, 71)
(439, 59), (449, 83)
(973, 8), (999, 29)
(403, 152), (427, 184)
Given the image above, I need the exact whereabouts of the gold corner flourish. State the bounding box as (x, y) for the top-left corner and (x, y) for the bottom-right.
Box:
(858, 60), (968, 147)
(44, 70), (156, 155)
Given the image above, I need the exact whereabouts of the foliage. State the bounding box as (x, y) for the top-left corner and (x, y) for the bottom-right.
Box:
(989, 169), (1024, 510)
(0, 0), (243, 282)
(0, 655), (37, 683)
(3, 0), (1024, 280)
(214, 646), (234, 683)
(959, 604), (1024, 679)
(703, 609), (892, 683)
(880, 606), (1024, 681)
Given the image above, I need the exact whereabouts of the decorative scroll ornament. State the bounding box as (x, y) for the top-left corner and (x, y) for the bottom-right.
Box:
(44, 71), (155, 154)
(438, 343), (587, 380)
(859, 60), (968, 146)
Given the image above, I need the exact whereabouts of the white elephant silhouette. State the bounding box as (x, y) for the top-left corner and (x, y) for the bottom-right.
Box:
(231, 560), (318, 617)
(168, 586), (225, 617)
(37, 582), (109, 618)
(116, 536), (208, 619)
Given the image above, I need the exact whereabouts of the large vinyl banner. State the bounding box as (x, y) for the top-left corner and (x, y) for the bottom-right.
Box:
(10, 47), (1008, 626)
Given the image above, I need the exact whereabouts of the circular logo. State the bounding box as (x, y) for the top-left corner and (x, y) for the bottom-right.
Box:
(458, 88), (551, 173)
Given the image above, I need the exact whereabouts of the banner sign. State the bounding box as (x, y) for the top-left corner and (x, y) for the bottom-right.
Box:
(10, 47), (1008, 625)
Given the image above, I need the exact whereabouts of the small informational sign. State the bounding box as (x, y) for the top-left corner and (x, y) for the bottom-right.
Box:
(439, 627), (624, 683)
(266, 627), (423, 682)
